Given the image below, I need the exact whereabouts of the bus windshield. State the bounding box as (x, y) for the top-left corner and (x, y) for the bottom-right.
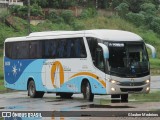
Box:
(104, 42), (149, 77)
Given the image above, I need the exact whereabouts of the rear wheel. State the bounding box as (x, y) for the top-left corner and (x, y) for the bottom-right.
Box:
(28, 80), (44, 98)
(82, 81), (94, 102)
(59, 93), (73, 98)
(121, 94), (128, 102)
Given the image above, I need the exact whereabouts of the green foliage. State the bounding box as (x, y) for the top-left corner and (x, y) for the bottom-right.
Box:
(47, 10), (64, 23)
(115, 2), (129, 18)
(126, 12), (145, 26)
(9, 4), (43, 17)
(80, 8), (97, 19)
(31, 4), (43, 16)
(17, 6), (28, 17)
(150, 17), (160, 33)
(9, 5), (21, 14)
(34, 0), (48, 8)
(111, 0), (123, 8)
(0, 11), (10, 23)
(97, 0), (109, 9)
(30, 0), (77, 9)
(72, 20), (85, 30)
(124, 0), (145, 13)
(140, 3), (156, 15)
(61, 10), (74, 25)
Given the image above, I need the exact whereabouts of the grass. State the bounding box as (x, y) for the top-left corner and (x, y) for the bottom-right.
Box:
(0, 80), (6, 91)
(150, 58), (160, 75)
(130, 91), (160, 102)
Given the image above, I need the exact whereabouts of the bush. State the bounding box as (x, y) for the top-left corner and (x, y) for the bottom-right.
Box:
(31, 4), (43, 16)
(80, 8), (97, 19)
(140, 3), (156, 15)
(150, 17), (160, 33)
(60, 10), (74, 25)
(0, 11), (10, 23)
(47, 10), (64, 23)
(9, 4), (43, 17)
(9, 5), (21, 14)
(126, 12), (145, 26)
(115, 2), (129, 18)
(72, 21), (85, 30)
(17, 6), (27, 17)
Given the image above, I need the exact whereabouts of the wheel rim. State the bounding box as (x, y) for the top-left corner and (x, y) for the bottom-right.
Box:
(86, 83), (90, 99)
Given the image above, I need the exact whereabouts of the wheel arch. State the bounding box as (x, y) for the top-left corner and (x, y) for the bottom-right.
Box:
(81, 78), (93, 93)
(27, 77), (35, 90)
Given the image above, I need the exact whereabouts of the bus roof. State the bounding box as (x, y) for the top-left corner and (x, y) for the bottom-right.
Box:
(5, 29), (143, 42)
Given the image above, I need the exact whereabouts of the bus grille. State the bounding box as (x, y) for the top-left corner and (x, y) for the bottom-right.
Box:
(120, 88), (143, 92)
(119, 82), (146, 86)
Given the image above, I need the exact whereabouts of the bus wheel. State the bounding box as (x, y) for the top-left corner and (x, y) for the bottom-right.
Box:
(82, 81), (94, 102)
(121, 94), (128, 102)
(59, 93), (73, 98)
(28, 80), (44, 98)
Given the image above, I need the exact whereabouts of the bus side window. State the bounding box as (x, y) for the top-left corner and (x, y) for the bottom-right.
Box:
(12, 43), (19, 59)
(5, 42), (12, 58)
(44, 40), (57, 58)
(74, 39), (81, 57)
(18, 42), (29, 59)
(95, 47), (105, 72)
(71, 38), (86, 58)
(80, 38), (87, 58)
(87, 37), (98, 64)
(57, 39), (65, 58)
(29, 42), (38, 59)
(66, 39), (72, 58)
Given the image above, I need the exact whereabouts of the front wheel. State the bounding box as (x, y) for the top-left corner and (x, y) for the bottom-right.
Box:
(82, 81), (94, 102)
(28, 80), (44, 98)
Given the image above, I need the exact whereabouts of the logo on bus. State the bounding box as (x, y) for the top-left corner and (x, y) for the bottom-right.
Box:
(50, 61), (64, 88)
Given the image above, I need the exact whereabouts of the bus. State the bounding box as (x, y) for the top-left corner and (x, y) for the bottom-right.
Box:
(4, 29), (156, 102)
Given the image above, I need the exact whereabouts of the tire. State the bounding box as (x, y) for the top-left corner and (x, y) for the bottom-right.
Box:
(28, 80), (44, 98)
(82, 81), (94, 102)
(59, 93), (73, 98)
(121, 94), (128, 102)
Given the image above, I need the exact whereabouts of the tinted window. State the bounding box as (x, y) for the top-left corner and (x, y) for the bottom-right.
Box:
(6, 42), (30, 59)
(86, 37), (98, 62)
(43, 38), (86, 58)
(5, 37), (86, 59)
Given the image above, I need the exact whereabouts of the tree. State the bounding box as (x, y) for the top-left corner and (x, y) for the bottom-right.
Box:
(115, 2), (129, 17)
(124, 0), (145, 13)
(140, 3), (157, 15)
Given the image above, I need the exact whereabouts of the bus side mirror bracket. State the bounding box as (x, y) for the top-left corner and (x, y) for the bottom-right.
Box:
(145, 43), (156, 58)
(98, 43), (109, 59)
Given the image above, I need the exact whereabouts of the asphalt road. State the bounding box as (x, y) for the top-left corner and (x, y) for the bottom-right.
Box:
(0, 76), (160, 120)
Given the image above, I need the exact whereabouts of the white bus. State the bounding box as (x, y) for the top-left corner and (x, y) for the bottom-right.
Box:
(4, 29), (156, 101)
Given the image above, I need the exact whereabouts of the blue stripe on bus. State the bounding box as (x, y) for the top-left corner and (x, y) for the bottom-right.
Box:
(4, 57), (35, 84)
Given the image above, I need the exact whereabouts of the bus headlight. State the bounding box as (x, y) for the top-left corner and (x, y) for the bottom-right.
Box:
(111, 87), (116, 91)
(111, 80), (116, 84)
(146, 87), (150, 91)
(109, 80), (119, 84)
(146, 80), (150, 83)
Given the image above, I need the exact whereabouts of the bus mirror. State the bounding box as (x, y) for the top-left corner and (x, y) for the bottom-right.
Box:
(98, 43), (109, 59)
(145, 43), (156, 58)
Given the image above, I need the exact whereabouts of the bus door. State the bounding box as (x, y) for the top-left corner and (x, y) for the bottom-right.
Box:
(42, 59), (57, 91)
(94, 47), (107, 93)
